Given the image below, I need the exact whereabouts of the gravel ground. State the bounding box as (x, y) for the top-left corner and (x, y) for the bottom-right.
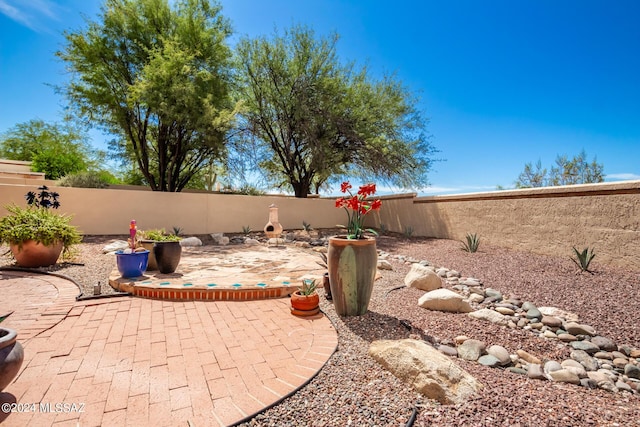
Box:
(2, 234), (639, 426)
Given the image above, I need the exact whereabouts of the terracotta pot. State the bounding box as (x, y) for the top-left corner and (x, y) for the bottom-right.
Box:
(0, 327), (24, 392)
(323, 272), (332, 300)
(290, 290), (320, 316)
(327, 236), (377, 316)
(10, 240), (63, 268)
(153, 241), (182, 274)
(139, 240), (158, 270)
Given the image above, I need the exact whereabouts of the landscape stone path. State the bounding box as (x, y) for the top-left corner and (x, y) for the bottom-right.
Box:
(0, 269), (337, 426)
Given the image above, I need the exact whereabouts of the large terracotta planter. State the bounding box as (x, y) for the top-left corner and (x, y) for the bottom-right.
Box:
(139, 240), (158, 270)
(0, 327), (24, 392)
(327, 236), (377, 316)
(153, 241), (182, 274)
(10, 240), (63, 268)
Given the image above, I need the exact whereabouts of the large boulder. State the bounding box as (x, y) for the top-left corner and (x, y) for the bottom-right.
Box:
(418, 289), (473, 313)
(368, 339), (483, 405)
(404, 264), (442, 291)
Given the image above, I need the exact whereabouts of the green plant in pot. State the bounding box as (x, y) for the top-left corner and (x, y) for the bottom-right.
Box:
(139, 228), (182, 274)
(290, 279), (320, 316)
(0, 186), (82, 268)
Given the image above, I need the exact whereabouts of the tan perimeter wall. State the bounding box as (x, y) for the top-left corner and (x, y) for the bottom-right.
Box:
(374, 181), (640, 270)
(1, 180), (639, 269)
(0, 184), (344, 236)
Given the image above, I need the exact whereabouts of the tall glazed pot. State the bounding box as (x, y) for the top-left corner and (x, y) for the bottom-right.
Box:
(327, 236), (377, 316)
(154, 241), (182, 274)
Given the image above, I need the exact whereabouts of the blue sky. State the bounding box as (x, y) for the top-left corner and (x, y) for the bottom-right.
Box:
(1, 0), (639, 195)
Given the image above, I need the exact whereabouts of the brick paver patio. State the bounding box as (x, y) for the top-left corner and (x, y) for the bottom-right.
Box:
(0, 270), (337, 426)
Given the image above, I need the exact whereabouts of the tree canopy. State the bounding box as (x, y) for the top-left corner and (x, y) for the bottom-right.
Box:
(57, 0), (236, 192)
(234, 26), (435, 197)
(515, 150), (604, 188)
(0, 119), (93, 180)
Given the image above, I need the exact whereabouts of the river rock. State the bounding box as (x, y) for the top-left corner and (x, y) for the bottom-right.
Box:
(538, 306), (580, 322)
(495, 307), (515, 316)
(487, 345), (511, 366)
(517, 349), (542, 365)
(377, 260), (394, 270)
(571, 350), (599, 371)
(625, 364), (640, 379)
(544, 360), (563, 374)
(478, 354), (501, 367)
(591, 336), (617, 352)
(468, 309), (508, 326)
(526, 307), (542, 320)
(570, 341), (600, 354)
(458, 339), (486, 361)
(210, 233), (230, 245)
(467, 293), (485, 304)
(418, 289), (473, 313)
(405, 264), (442, 291)
(528, 364), (546, 380)
(557, 333), (577, 342)
(368, 339), (483, 405)
(548, 369), (580, 384)
(564, 322), (596, 336)
(541, 316), (563, 328)
(438, 345), (458, 357)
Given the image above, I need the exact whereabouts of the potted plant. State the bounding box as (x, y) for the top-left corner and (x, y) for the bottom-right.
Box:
(115, 220), (149, 278)
(328, 182), (381, 316)
(290, 279), (320, 316)
(0, 186), (82, 268)
(0, 311), (24, 392)
(139, 228), (182, 274)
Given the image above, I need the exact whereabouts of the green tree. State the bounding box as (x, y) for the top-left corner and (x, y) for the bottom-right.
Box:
(0, 119), (93, 180)
(57, 0), (236, 192)
(515, 150), (604, 188)
(235, 26), (435, 198)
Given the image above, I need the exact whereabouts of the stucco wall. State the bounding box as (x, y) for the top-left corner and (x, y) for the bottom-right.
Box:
(0, 184), (344, 235)
(375, 181), (640, 270)
(1, 180), (638, 269)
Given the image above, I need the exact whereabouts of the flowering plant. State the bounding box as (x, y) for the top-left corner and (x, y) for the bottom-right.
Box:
(335, 182), (382, 239)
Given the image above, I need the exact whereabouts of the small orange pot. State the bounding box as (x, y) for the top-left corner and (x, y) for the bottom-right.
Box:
(290, 290), (320, 315)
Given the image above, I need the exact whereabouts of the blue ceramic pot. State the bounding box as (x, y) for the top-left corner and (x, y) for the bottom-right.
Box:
(115, 250), (149, 278)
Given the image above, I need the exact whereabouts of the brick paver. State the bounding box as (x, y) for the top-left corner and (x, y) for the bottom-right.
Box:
(0, 270), (337, 426)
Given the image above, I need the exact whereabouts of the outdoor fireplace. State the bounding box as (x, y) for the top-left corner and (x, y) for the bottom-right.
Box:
(264, 204), (283, 239)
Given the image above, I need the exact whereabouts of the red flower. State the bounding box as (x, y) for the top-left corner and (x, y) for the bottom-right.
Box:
(340, 182), (352, 193)
(370, 199), (382, 211)
(335, 198), (346, 208)
(358, 183), (376, 197)
(348, 196), (360, 211)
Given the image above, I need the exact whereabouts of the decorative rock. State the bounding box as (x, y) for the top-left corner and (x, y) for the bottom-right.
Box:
(599, 381), (619, 393)
(612, 351), (628, 360)
(469, 287), (485, 296)
(541, 316), (563, 328)
(468, 309), (508, 326)
(455, 335), (469, 345)
(616, 381), (632, 392)
(591, 336), (616, 352)
(521, 302), (537, 311)
(547, 369), (580, 384)
(587, 371), (614, 384)
(437, 345), (458, 357)
(210, 233), (229, 245)
(478, 354), (501, 367)
(538, 306), (580, 322)
(516, 349), (542, 365)
(176, 237), (201, 247)
(530, 322), (544, 330)
(507, 367), (527, 375)
(570, 341), (600, 354)
(294, 241), (312, 248)
(486, 345), (511, 366)
(485, 288), (502, 299)
(404, 264), (443, 291)
(244, 238), (261, 246)
(564, 322), (596, 336)
(368, 339), (483, 405)
(460, 278), (482, 287)
(457, 339), (486, 361)
(561, 359), (587, 378)
(467, 294), (484, 304)
(594, 352), (613, 360)
(418, 289), (474, 313)
(580, 378), (598, 389)
(624, 364), (640, 379)
(526, 307), (542, 320)
(103, 240), (129, 253)
(436, 267), (449, 278)
(528, 364), (546, 380)
(544, 361), (563, 374)
(571, 350), (599, 371)
(542, 330), (557, 339)
(517, 318), (528, 328)
(495, 307), (514, 316)
(613, 358), (628, 369)
(377, 260), (394, 270)
(557, 333), (577, 342)
(446, 270), (460, 278)
(267, 238), (285, 245)
(630, 349), (640, 358)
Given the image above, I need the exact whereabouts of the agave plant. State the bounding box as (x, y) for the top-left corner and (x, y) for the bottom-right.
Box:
(571, 246), (596, 273)
(461, 233), (480, 253)
(298, 279), (318, 296)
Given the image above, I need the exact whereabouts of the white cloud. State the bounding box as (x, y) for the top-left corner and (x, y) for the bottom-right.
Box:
(606, 173), (640, 181)
(0, 0), (60, 32)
